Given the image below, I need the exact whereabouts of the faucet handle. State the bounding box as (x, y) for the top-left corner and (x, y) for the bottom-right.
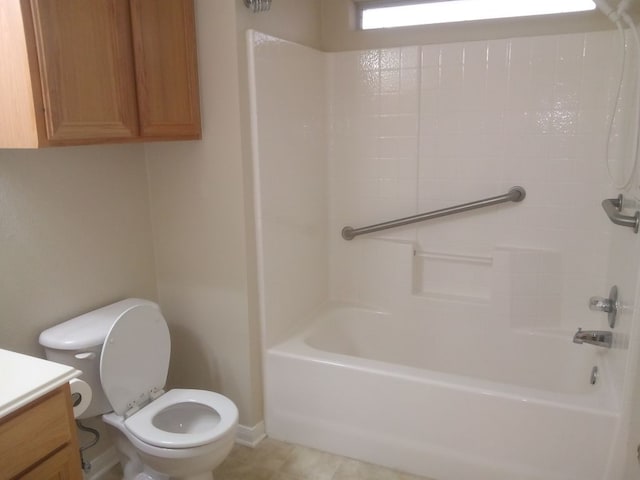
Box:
(588, 285), (618, 328)
(589, 296), (613, 312)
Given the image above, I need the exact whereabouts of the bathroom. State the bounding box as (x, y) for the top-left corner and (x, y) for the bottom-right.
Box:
(1, 0), (640, 479)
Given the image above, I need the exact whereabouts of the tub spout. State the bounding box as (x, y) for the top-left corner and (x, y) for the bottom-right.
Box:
(573, 328), (612, 348)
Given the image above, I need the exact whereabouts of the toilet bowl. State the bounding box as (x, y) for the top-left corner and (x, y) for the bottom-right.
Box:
(125, 390), (236, 449)
(104, 389), (238, 480)
(39, 299), (239, 480)
(103, 392), (237, 480)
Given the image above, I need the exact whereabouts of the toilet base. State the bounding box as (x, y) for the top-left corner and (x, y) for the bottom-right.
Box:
(109, 428), (217, 480)
(102, 412), (234, 480)
(133, 473), (167, 480)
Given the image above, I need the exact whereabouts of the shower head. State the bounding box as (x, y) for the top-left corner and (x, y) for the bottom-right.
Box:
(244, 0), (271, 13)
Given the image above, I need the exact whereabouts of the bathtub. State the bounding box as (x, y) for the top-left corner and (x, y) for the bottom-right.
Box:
(265, 305), (619, 480)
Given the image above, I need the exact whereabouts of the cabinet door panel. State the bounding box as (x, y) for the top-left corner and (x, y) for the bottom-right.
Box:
(30, 0), (138, 143)
(20, 445), (82, 480)
(130, 0), (201, 138)
(0, 388), (70, 479)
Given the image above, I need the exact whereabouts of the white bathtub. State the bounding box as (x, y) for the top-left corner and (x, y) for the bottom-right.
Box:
(265, 305), (619, 480)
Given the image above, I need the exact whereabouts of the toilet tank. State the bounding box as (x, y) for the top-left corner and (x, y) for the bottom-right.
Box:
(39, 298), (159, 419)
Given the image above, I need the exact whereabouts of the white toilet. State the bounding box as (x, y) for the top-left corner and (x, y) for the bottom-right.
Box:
(39, 298), (239, 480)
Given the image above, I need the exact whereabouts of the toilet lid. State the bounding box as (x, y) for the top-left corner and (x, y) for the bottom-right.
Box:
(100, 304), (171, 416)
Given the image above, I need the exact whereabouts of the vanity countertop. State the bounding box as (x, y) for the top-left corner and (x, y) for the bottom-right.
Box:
(0, 348), (80, 419)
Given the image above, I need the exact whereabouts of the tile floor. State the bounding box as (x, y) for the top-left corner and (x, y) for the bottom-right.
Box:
(101, 437), (434, 480)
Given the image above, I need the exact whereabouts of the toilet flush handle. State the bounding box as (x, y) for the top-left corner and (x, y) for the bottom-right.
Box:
(74, 352), (96, 360)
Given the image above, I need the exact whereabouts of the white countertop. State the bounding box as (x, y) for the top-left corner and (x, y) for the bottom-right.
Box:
(0, 348), (80, 418)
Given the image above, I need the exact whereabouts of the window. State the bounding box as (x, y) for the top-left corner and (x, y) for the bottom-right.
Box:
(358, 0), (597, 30)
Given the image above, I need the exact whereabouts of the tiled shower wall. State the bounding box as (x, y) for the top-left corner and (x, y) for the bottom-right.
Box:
(251, 28), (636, 343)
(329, 30), (631, 332)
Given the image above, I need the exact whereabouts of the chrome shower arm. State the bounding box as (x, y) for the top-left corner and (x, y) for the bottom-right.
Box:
(244, 0), (271, 13)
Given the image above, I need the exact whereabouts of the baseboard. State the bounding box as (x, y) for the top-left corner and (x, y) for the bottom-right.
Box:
(235, 420), (266, 447)
(83, 447), (119, 480)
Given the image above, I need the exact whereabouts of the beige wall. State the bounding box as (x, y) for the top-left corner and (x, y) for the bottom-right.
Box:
(0, 144), (157, 460)
(144, 0), (322, 428)
(320, 0), (614, 52)
(0, 0), (322, 437)
(0, 144), (157, 357)
(237, 0), (322, 50)
(145, 0), (258, 426)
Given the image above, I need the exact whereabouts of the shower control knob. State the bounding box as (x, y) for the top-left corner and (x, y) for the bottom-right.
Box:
(589, 296), (613, 313)
(588, 285), (618, 329)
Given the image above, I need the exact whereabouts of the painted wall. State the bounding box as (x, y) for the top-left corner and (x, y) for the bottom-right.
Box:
(0, 144), (157, 356)
(145, 0), (257, 427)
(145, 0), (323, 428)
(0, 0), (322, 458)
(237, 0), (322, 50)
(0, 143), (157, 460)
(0, 0), (323, 437)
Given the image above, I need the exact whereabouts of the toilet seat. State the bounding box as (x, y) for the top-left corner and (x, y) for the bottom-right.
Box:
(124, 389), (238, 448)
(99, 302), (239, 451)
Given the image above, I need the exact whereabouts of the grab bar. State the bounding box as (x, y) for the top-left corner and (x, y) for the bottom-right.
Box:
(602, 194), (640, 233)
(341, 186), (526, 240)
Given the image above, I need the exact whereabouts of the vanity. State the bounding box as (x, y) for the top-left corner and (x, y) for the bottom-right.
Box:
(0, 349), (82, 479)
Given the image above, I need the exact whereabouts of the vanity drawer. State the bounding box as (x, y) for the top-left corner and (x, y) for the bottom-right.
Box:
(0, 386), (74, 479)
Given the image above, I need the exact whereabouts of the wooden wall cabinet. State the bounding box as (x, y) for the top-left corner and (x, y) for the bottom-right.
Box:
(0, 0), (201, 148)
(0, 384), (82, 480)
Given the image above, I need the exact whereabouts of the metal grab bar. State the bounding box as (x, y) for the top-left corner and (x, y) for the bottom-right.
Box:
(341, 186), (526, 241)
(602, 194), (640, 233)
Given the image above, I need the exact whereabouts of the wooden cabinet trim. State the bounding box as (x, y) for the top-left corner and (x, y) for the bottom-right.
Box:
(0, 0), (201, 147)
(0, 385), (81, 480)
(18, 444), (82, 480)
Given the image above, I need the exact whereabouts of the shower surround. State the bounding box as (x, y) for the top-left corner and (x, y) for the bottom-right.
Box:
(248, 28), (637, 480)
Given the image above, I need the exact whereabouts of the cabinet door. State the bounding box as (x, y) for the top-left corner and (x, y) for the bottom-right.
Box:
(130, 0), (201, 139)
(30, 0), (139, 143)
(0, 387), (72, 479)
(19, 445), (82, 480)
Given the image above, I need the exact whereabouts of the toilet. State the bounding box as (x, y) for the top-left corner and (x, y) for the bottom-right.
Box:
(39, 298), (238, 480)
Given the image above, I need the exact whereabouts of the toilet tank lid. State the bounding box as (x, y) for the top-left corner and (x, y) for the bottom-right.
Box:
(39, 299), (160, 350)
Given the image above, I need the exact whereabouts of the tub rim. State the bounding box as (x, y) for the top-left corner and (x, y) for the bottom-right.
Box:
(269, 302), (620, 417)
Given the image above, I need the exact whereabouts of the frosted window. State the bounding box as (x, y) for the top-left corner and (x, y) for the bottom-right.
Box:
(359, 0), (597, 30)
